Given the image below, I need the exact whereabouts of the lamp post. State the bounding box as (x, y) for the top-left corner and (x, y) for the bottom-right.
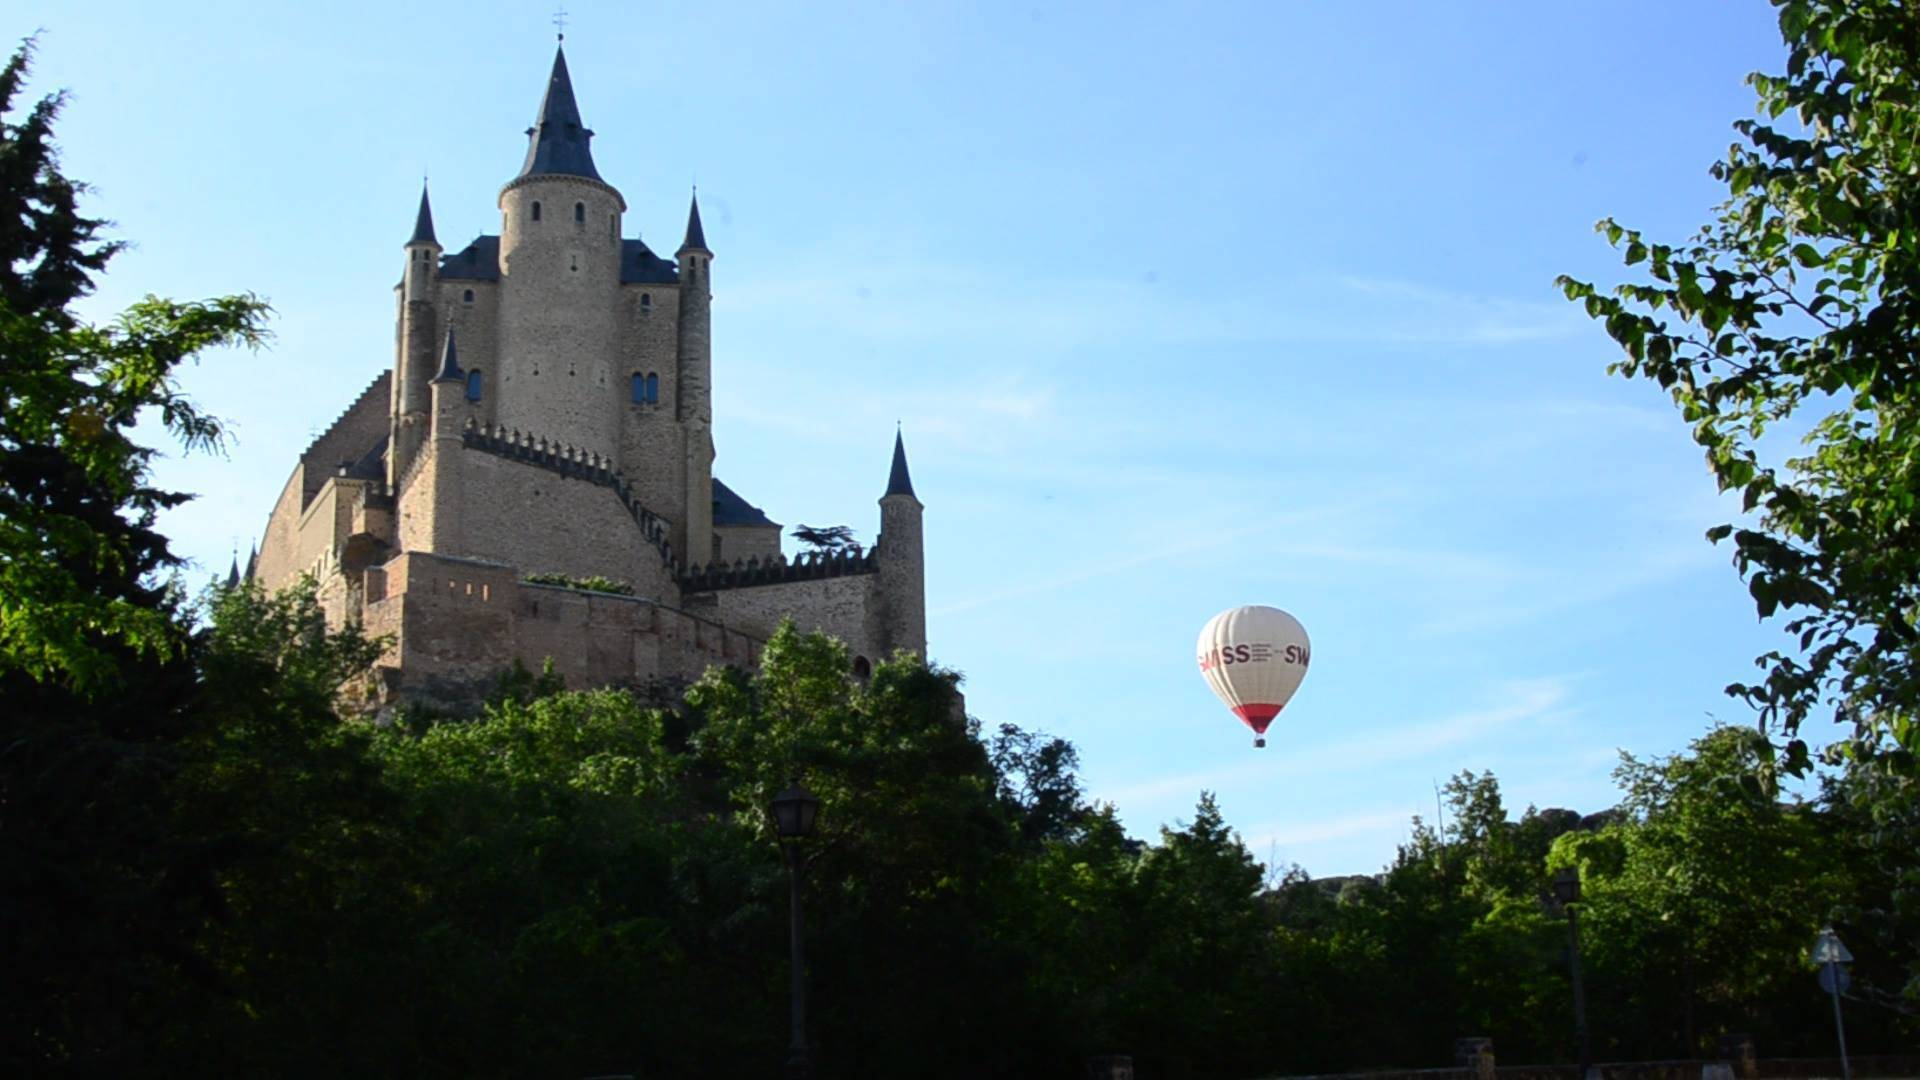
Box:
(1553, 869), (1593, 1080)
(772, 779), (821, 1080)
(1810, 927), (1852, 1080)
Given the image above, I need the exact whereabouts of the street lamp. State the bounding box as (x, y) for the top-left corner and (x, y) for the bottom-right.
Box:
(1553, 869), (1593, 1080)
(1810, 927), (1853, 1080)
(772, 779), (821, 1080)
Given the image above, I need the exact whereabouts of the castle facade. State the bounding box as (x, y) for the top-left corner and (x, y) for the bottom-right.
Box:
(250, 45), (926, 707)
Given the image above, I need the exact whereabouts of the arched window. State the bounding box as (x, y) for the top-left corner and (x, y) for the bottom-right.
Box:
(465, 369), (483, 402)
(645, 373), (659, 403)
(531, 201), (542, 221)
(640, 292), (652, 310)
(462, 289), (474, 303)
(852, 656), (872, 681)
(574, 202), (585, 223)
(630, 372), (646, 404)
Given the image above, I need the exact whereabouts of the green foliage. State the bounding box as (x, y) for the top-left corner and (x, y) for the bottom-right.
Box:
(0, 39), (269, 690)
(523, 571), (635, 595)
(0, 40), (275, 1072)
(1557, 0), (1920, 781)
(7, 21), (1918, 1070)
(1559, 0), (1920, 1008)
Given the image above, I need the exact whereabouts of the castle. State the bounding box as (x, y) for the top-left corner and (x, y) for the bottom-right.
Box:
(248, 43), (926, 707)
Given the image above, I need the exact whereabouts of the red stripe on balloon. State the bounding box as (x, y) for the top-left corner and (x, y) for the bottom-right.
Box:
(1231, 703), (1282, 735)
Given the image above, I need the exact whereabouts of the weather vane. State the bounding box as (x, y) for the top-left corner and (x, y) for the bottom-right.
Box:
(552, 7), (569, 41)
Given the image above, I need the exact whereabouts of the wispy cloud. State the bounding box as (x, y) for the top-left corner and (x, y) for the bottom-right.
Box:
(722, 255), (1588, 354)
(1410, 541), (1716, 637)
(931, 524), (1266, 617)
(1098, 676), (1574, 806)
(1241, 809), (1415, 852)
(1332, 275), (1588, 345)
(928, 493), (1399, 618)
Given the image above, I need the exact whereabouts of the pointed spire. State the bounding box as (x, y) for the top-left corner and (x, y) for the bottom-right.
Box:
(680, 188), (709, 252)
(224, 554), (240, 589)
(244, 543), (257, 582)
(517, 43), (602, 181)
(433, 328), (464, 382)
(408, 182), (438, 246)
(884, 426), (916, 499)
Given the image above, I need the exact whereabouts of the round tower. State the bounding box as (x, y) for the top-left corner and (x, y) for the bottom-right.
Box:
(425, 329), (470, 553)
(493, 44), (628, 462)
(877, 429), (926, 657)
(677, 191), (715, 566)
(390, 182), (442, 488)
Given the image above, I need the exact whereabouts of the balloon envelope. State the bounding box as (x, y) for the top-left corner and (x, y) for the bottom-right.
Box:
(1196, 606), (1311, 747)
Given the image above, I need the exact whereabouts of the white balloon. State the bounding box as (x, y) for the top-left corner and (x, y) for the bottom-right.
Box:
(1196, 605), (1311, 748)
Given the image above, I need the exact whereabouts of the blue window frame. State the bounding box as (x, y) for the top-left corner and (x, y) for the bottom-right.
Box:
(466, 369), (483, 402)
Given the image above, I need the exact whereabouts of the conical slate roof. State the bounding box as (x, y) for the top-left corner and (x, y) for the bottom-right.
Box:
(409, 183), (438, 246)
(434, 328), (463, 382)
(885, 429), (916, 499)
(681, 190), (709, 251)
(517, 44), (602, 181)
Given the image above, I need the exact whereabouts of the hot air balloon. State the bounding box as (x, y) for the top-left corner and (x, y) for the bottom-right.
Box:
(1196, 605), (1311, 747)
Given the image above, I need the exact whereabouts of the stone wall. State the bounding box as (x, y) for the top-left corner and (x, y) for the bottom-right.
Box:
(361, 550), (763, 709)
(714, 522), (781, 563)
(437, 276), (502, 429)
(396, 438), (677, 601)
(254, 464), (309, 591)
(704, 571), (884, 665)
(300, 372), (391, 503)
(255, 372), (391, 591)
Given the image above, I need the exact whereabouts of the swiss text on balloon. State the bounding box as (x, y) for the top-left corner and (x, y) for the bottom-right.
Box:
(1196, 642), (1310, 673)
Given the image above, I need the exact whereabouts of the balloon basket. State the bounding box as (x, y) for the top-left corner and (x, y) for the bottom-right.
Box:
(1253, 736), (1266, 748)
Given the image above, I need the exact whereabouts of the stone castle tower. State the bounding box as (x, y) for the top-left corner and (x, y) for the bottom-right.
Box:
(250, 44), (928, 706)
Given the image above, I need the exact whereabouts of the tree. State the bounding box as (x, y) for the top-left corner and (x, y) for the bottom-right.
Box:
(0, 40), (272, 1071)
(1551, 728), (1855, 1057)
(789, 523), (861, 556)
(1557, 0), (1920, 782)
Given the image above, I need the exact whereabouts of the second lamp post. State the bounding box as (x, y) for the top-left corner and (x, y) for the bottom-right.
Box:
(1553, 868), (1593, 1079)
(772, 780), (821, 1080)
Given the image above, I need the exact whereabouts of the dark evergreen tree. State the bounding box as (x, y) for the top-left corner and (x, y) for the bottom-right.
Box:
(0, 39), (271, 1072)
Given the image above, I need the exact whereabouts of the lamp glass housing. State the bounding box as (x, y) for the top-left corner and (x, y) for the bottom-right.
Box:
(773, 781), (820, 840)
(1552, 868), (1580, 906)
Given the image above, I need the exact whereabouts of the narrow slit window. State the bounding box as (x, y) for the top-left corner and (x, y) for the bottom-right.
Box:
(531, 201), (542, 221)
(574, 202), (585, 223)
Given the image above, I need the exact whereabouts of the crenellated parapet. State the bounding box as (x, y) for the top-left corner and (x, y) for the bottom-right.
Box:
(458, 420), (675, 566)
(680, 547), (878, 593)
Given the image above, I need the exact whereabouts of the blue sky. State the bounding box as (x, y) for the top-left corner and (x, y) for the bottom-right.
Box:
(24, 2), (1800, 875)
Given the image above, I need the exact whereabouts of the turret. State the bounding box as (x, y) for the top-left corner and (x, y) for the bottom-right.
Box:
(876, 428), (926, 657)
(390, 182), (443, 488)
(677, 190), (715, 564)
(495, 42), (628, 462)
(424, 329), (468, 551)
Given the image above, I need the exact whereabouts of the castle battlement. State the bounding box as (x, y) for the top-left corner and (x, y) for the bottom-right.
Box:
(680, 548), (880, 593)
